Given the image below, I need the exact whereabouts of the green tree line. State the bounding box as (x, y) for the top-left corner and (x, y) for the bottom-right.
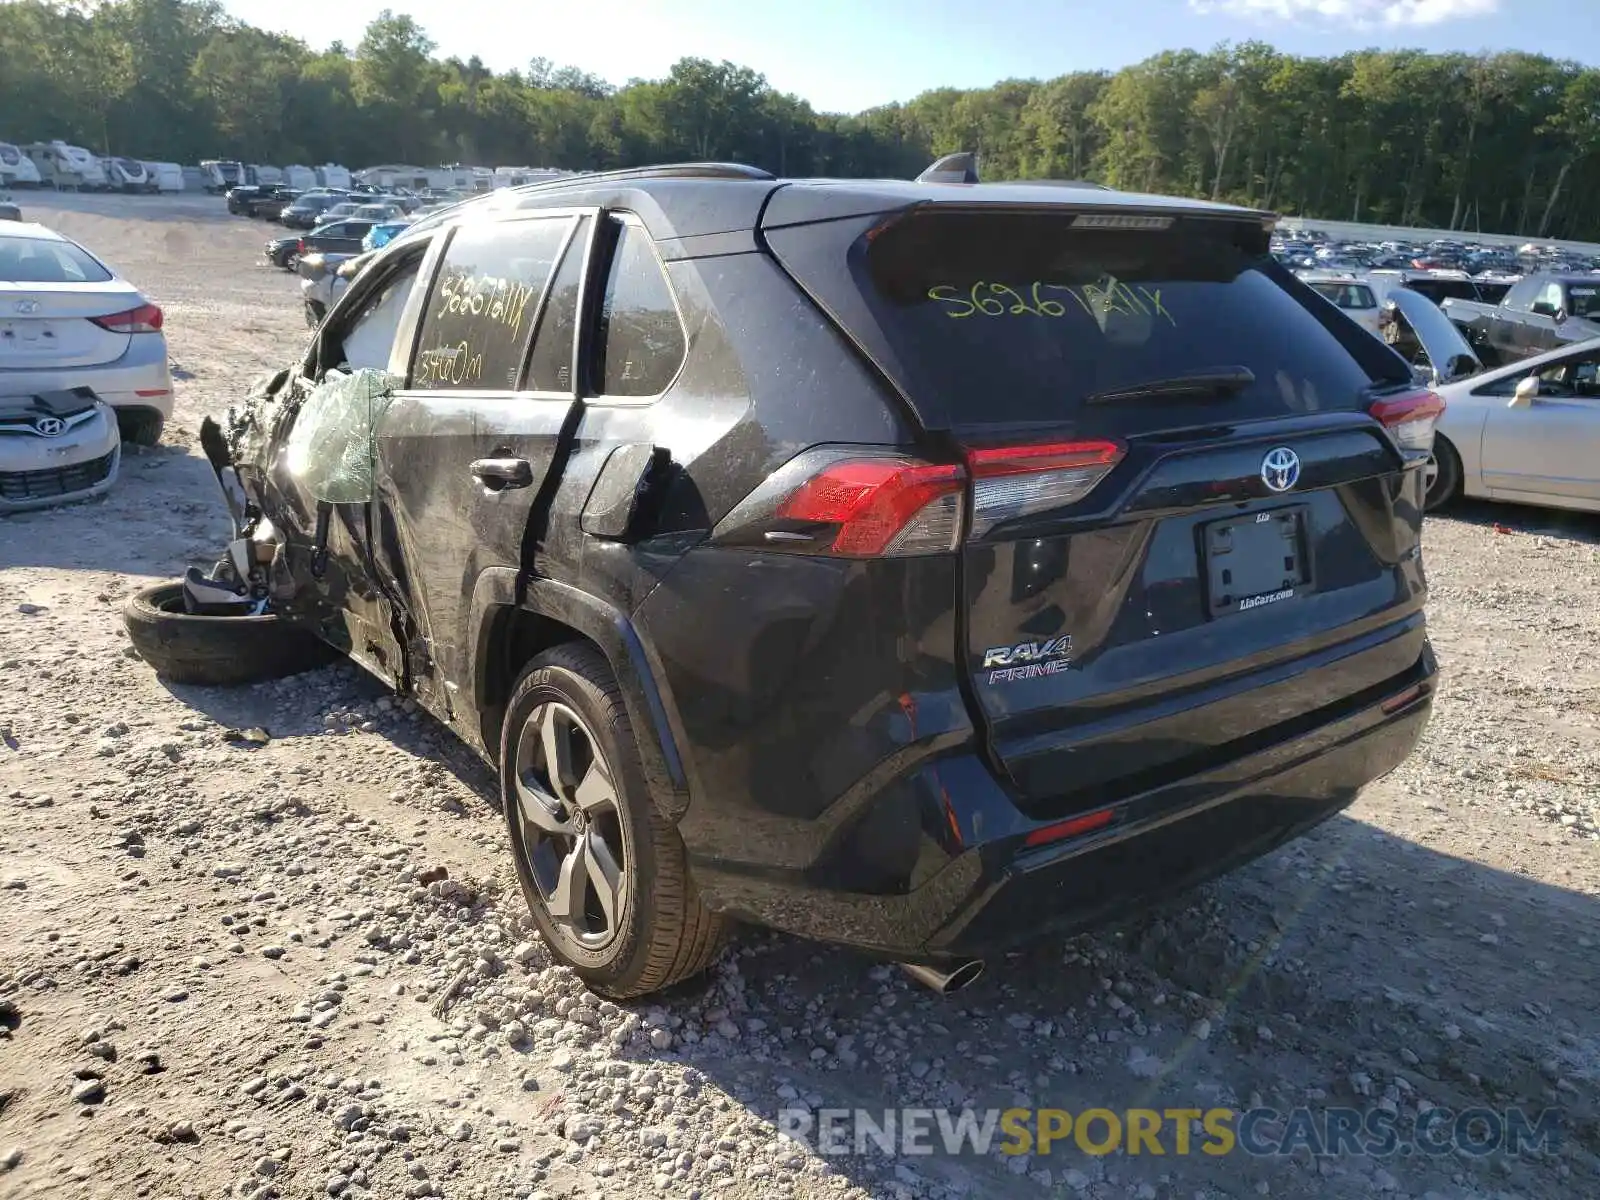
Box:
(8, 0), (1600, 239)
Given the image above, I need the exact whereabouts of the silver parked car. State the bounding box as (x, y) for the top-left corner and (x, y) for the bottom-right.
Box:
(0, 221), (173, 444)
(0, 387), (121, 512)
(1386, 288), (1600, 513)
(1430, 335), (1600, 514)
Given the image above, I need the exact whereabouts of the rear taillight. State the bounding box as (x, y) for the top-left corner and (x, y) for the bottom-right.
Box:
(965, 440), (1124, 537)
(775, 459), (964, 557)
(1369, 390), (1445, 453)
(91, 303), (163, 333)
(298, 239), (306, 254)
(747, 439), (1124, 559)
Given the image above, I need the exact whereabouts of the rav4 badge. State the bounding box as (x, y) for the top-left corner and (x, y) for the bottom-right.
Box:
(981, 636), (1075, 684)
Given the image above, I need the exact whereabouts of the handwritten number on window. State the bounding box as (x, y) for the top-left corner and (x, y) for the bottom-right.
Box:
(927, 280), (1176, 327)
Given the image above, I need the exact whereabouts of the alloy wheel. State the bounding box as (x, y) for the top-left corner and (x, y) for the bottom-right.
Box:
(512, 701), (627, 948)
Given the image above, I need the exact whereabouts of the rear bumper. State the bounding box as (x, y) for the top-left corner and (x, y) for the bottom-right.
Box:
(689, 645), (1435, 960)
(0, 337), (173, 420)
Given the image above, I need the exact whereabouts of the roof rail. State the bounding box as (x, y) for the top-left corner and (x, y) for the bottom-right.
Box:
(510, 161), (775, 194)
(916, 151), (979, 184)
(995, 178), (1114, 191)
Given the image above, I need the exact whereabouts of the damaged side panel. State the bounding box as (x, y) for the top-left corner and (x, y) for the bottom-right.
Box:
(199, 366), (409, 690)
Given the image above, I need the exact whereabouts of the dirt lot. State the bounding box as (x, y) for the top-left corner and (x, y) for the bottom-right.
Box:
(1, 191), (1598, 1200)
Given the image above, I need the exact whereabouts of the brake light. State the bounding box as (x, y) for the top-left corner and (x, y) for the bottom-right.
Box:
(776, 459), (964, 557)
(298, 239), (306, 255)
(1369, 390), (1444, 453)
(1023, 806), (1116, 848)
(966, 439), (1124, 536)
(91, 303), (163, 333)
(755, 439), (1124, 559)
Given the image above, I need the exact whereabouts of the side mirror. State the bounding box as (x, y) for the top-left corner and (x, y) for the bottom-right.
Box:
(1510, 376), (1539, 408)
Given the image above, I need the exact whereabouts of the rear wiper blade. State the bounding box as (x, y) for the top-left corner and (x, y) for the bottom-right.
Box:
(1084, 367), (1256, 406)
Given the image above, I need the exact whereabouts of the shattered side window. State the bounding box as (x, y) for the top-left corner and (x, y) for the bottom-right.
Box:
(285, 367), (400, 504)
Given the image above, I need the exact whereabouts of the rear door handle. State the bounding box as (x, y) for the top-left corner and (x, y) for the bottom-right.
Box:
(470, 457), (534, 490)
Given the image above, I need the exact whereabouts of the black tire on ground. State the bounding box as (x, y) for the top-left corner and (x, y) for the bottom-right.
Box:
(122, 580), (335, 686)
(501, 643), (728, 999)
(116, 409), (165, 447)
(1424, 435), (1463, 513)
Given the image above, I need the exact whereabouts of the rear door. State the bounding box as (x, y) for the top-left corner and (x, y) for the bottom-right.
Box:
(1479, 346), (1600, 502)
(769, 205), (1433, 816)
(370, 208), (594, 730)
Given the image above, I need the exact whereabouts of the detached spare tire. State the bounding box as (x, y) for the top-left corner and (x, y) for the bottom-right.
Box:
(123, 580), (335, 686)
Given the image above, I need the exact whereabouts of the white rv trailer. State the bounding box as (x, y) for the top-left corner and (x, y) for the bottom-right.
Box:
(103, 157), (150, 191)
(199, 159), (244, 193)
(0, 143), (42, 186)
(315, 163), (352, 189)
(142, 162), (184, 192)
(23, 142), (108, 190)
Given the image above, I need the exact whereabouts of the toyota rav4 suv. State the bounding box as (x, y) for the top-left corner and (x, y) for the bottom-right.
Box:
(126, 160), (1439, 999)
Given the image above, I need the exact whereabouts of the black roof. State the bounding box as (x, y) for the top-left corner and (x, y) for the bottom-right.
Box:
(401, 162), (1277, 247)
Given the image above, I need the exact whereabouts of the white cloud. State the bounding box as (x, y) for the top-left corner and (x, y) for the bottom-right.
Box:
(1189, 0), (1500, 28)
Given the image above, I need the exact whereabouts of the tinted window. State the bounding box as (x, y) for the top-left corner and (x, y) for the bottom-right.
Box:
(593, 219), (685, 397)
(411, 216), (569, 391)
(526, 217), (589, 393)
(858, 211), (1398, 432)
(1565, 282), (1600, 319)
(0, 236), (111, 283)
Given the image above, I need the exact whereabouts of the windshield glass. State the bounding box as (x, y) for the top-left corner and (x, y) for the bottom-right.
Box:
(0, 236), (113, 283)
(861, 210), (1401, 431)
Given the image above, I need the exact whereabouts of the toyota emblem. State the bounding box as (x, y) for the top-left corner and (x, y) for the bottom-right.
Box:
(33, 416), (66, 437)
(14, 299), (40, 315)
(1261, 447), (1301, 493)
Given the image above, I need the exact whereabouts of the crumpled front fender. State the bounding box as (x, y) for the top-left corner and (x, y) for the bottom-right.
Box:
(199, 367), (292, 534)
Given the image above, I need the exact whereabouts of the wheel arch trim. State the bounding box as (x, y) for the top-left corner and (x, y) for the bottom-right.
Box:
(467, 567), (692, 821)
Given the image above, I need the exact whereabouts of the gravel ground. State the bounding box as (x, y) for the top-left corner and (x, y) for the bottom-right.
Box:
(1, 191), (1598, 1200)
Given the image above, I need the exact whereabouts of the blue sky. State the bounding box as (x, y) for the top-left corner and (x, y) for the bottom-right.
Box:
(222, 0), (1598, 112)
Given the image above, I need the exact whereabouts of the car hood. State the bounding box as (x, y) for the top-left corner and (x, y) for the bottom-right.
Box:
(1390, 288), (1482, 384)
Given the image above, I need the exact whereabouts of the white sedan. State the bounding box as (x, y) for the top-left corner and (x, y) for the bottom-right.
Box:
(1425, 330), (1600, 514)
(0, 221), (173, 444)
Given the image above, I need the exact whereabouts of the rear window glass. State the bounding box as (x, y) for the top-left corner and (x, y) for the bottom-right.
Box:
(0, 236), (111, 283)
(1406, 279), (1479, 304)
(1309, 282), (1376, 310)
(861, 212), (1402, 431)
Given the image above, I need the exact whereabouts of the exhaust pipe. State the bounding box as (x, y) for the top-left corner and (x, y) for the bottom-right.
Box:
(898, 959), (985, 995)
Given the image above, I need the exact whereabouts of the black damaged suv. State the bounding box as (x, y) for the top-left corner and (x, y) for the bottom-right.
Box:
(127, 159), (1439, 999)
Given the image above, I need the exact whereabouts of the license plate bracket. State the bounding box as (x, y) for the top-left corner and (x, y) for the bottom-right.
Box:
(1203, 506), (1309, 618)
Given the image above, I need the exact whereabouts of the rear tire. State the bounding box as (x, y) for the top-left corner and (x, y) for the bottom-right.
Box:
(1424, 436), (1462, 512)
(123, 580), (334, 686)
(500, 643), (728, 999)
(116, 409), (165, 447)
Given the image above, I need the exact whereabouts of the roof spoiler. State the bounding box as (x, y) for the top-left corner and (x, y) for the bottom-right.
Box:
(916, 152), (979, 185)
